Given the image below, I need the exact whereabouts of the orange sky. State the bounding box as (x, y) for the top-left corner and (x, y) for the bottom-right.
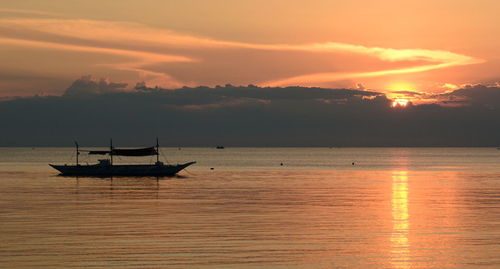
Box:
(0, 0), (499, 97)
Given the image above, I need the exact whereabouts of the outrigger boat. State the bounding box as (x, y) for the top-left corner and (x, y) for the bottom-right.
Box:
(50, 139), (195, 177)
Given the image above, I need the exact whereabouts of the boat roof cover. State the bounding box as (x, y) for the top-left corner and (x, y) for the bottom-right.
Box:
(89, 147), (158, 156)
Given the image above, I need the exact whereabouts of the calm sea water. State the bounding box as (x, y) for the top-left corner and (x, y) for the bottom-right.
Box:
(0, 147), (499, 268)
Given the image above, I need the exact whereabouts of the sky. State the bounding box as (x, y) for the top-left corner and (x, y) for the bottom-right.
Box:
(0, 0), (499, 98)
(2, 0), (500, 146)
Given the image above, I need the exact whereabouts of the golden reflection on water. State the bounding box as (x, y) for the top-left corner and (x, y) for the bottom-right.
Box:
(391, 171), (409, 269)
(2, 146), (500, 268)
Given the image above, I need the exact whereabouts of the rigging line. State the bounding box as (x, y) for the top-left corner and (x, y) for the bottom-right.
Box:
(182, 167), (196, 176)
(67, 147), (78, 164)
(159, 149), (170, 164)
(186, 170), (197, 177)
(183, 169), (194, 176)
(66, 145), (76, 163)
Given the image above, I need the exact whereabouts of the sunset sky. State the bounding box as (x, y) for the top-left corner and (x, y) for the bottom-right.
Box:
(0, 0), (499, 98)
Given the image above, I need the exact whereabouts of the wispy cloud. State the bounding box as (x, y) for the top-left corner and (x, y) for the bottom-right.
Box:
(263, 45), (483, 86)
(0, 8), (62, 17)
(265, 61), (483, 87)
(0, 18), (240, 48)
(0, 36), (194, 87)
(0, 16), (484, 88)
(0, 37), (193, 63)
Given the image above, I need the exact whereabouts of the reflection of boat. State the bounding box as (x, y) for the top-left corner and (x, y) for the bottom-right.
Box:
(216, 146), (225, 149)
(50, 139), (195, 177)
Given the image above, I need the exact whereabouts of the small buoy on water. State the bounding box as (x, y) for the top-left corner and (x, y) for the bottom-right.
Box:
(352, 162), (355, 166)
(280, 163), (283, 166)
(210, 167), (214, 170)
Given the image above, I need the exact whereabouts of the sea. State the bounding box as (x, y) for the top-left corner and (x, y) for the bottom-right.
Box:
(0, 147), (499, 268)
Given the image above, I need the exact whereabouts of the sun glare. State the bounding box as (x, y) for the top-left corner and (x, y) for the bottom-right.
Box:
(388, 82), (415, 92)
(387, 82), (415, 108)
(391, 99), (409, 108)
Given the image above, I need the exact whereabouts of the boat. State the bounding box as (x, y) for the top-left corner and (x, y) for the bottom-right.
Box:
(50, 139), (195, 177)
(216, 146), (224, 149)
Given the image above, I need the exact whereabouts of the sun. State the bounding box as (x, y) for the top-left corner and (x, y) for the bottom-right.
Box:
(391, 99), (409, 107)
(386, 82), (415, 108)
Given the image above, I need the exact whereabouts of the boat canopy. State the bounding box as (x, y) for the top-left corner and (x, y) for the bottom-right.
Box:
(88, 147), (158, 156)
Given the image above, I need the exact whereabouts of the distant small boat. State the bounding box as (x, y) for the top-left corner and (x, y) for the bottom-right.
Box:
(50, 139), (195, 177)
(216, 146), (225, 149)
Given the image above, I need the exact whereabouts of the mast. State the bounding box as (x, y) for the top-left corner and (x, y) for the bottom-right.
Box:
(74, 141), (79, 166)
(110, 139), (113, 165)
(156, 137), (160, 163)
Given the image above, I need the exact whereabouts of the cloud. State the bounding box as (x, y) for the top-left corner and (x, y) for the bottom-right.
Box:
(442, 83), (459, 90)
(264, 60), (483, 87)
(63, 75), (128, 96)
(356, 83), (366, 91)
(132, 82), (382, 105)
(5, 18), (479, 64)
(1, 84), (500, 147)
(437, 84), (500, 108)
(0, 36), (194, 88)
(0, 8), (62, 17)
(0, 16), (484, 88)
(390, 91), (424, 97)
(0, 37), (193, 64)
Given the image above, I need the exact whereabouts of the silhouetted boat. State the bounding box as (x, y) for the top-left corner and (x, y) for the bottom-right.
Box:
(50, 139), (195, 177)
(216, 146), (225, 149)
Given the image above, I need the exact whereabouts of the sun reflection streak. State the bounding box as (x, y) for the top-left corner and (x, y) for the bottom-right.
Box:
(391, 171), (410, 269)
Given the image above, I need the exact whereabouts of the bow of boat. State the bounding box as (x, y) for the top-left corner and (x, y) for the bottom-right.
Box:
(179, 161), (196, 168)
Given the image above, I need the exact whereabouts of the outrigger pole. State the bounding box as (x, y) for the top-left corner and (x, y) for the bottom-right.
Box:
(156, 137), (160, 163)
(110, 139), (113, 165)
(74, 141), (79, 166)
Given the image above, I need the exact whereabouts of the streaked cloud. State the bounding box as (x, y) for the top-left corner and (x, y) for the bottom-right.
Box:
(0, 37), (193, 63)
(0, 16), (484, 90)
(265, 62), (483, 87)
(0, 36), (194, 88)
(0, 8), (62, 17)
(264, 45), (483, 86)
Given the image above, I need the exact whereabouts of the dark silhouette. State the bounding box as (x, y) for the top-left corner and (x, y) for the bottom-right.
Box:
(50, 139), (195, 177)
(2, 80), (500, 147)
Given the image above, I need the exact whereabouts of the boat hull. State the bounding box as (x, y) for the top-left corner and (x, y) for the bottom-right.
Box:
(49, 162), (196, 177)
